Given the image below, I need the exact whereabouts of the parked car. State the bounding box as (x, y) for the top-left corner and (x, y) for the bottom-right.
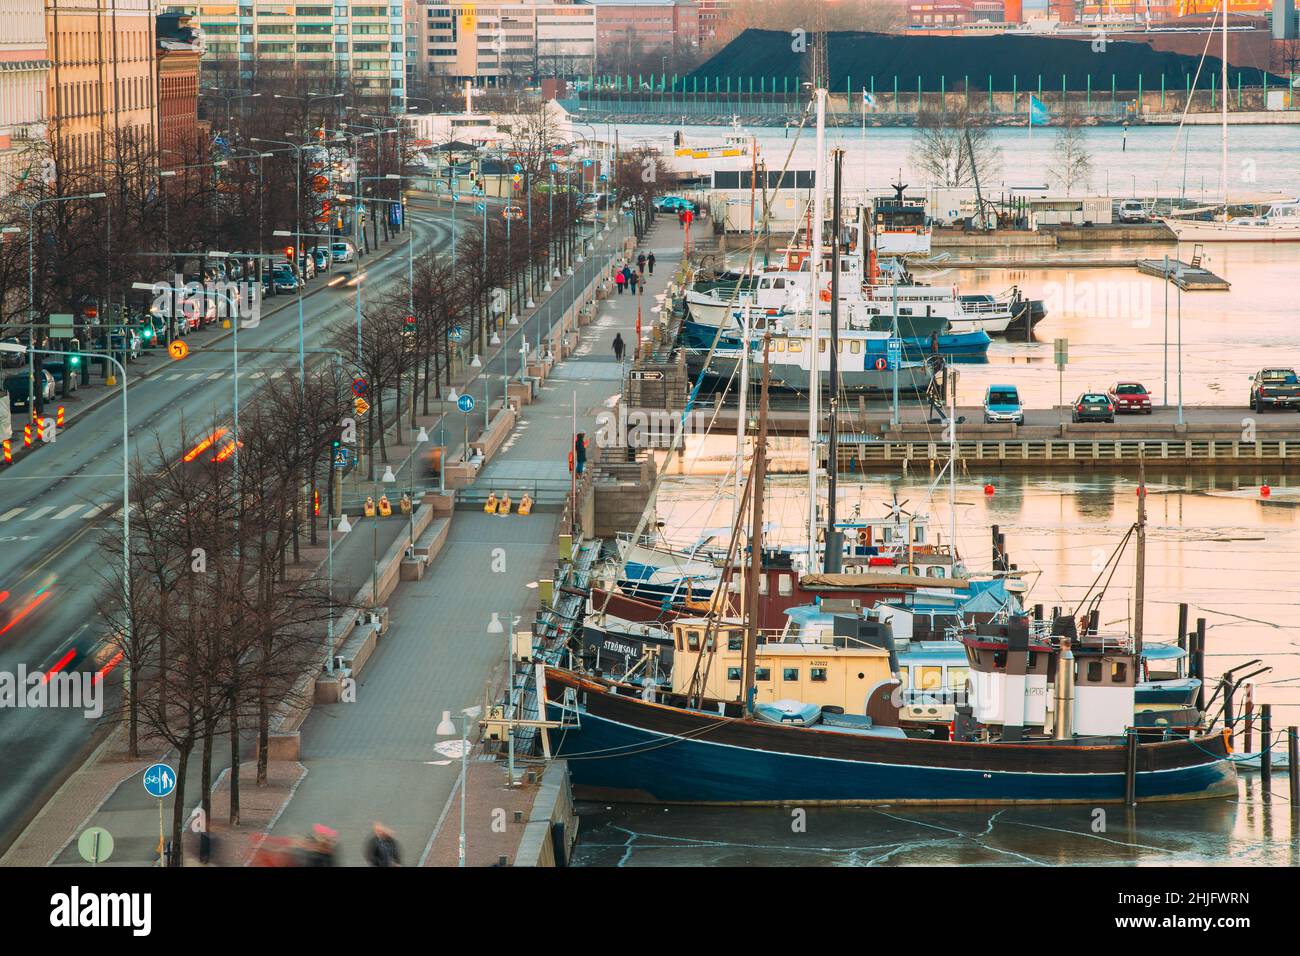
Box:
(5, 370), (56, 411)
(983, 384), (1024, 425)
(1117, 199), (1148, 224)
(0, 336), (24, 368)
(330, 241), (356, 263)
(1249, 368), (1300, 411)
(311, 247), (332, 272)
(271, 265), (300, 294)
(295, 252), (316, 280)
(42, 359), (79, 394)
(108, 326), (143, 359)
(654, 195), (695, 213)
(501, 204), (524, 221)
(1071, 391), (1115, 424)
(1107, 381), (1152, 414)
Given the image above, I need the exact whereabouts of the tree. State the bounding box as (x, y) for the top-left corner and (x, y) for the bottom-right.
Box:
(1051, 122), (1093, 196)
(910, 105), (1003, 188)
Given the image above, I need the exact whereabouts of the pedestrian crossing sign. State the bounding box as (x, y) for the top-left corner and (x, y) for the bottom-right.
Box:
(354, 397), (370, 416)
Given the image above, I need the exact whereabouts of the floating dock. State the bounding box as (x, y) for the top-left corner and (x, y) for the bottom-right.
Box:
(1135, 257), (1231, 290)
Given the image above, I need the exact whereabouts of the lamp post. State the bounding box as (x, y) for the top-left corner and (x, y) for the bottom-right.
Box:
(201, 86), (262, 131)
(326, 512), (352, 672)
(487, 610), (523, 785)
(435, 709), (471, 868)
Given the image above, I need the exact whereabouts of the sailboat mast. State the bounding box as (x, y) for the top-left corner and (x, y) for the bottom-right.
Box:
(1220, 0), (1228, 221)
(808, 87), (827, 565)
(742, 334), (773, 715)
(1134, 456), (1147, 655)
(734, 305), (751, 530)
(825, 149), (844, 574)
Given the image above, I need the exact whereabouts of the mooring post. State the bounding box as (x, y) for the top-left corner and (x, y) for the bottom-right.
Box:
(991, 524), (1000, 569)
(1289, 727), (1299, 812)
(1243, 685), (1254, 755)
(1260, 704), (1272, 792)
(1222, 678), (1235, 744)
(1194, 618), (1207, 713)
(1124, 729), (1139, 806)
(1177, 602), (1189, 677)
(1033, 603), (1044, 622)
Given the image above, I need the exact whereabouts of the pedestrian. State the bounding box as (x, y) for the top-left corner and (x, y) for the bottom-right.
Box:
(365, 822), (402, 867)
(615, 268), (626, 295)
(300, 825), (338, 866)
(637, 252), (646, 273)
(612, 332), (625, 363)
(628, 271), (638, 295)
(575, 433), (587, 475)
(647, 252), (656, 275)
(678, 211), (685, 229)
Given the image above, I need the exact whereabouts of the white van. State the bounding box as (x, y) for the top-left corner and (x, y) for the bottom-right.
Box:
(1118, 200), (1147, 224)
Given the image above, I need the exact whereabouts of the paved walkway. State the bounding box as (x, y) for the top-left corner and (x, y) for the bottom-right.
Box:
(266, 221), (684, 865)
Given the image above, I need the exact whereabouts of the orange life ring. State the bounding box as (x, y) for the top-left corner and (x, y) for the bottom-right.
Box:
(819, 289), (832, 303)
(857, 529), (869, 546)
(874, 357), (887, 370)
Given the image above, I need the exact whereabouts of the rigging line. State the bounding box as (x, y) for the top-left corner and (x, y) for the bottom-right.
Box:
(1154, 13), (1221, 198)
(1070, 522), (1135, 620)
(595, 100), (817, 619)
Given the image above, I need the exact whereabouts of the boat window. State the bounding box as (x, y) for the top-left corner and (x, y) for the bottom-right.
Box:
(1028, 652), (1037, 671)
(755, 667), (771, 681)
(882, 527), (893, 543)
(1112, 661), (1128, 683)
(946, 666), (968, 690)
(926, 565), (944, 577)
(897, 665), (910, 687)
(728, 634), (742, 652)
(783, 668), (799, 681)
(675, 631), (683, 651)
(993, 651), (1007, 669)
(919, 666), (942, 690)
(772, 278), (785, 289)
(704, 633), (715, 651)
(913, 526), (925, 543)
(1087, 661), (1102, 682)
(850, 341), (862, 354)
(778, 574), (792, 596)
(758, 575), (768, 595)
(819, 339), (827, 353)
(687, 630), (701, 651)
(811, 668), (828, 682)
(726, 667), (741, 681)
(899, 308), (912, 315)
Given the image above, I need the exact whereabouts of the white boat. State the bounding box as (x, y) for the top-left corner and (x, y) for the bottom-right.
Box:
(1162, 199), (1300, 242)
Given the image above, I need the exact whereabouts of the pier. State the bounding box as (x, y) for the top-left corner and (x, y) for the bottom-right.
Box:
(1136, 257), (1232, 291)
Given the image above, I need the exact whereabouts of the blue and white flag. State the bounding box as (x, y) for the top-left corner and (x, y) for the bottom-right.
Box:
(1029, 94), (1049, 126)
(862, 89), (876, 107)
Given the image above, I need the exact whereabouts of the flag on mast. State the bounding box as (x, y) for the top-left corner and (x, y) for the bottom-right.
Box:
(1029, 94), (1050, 127)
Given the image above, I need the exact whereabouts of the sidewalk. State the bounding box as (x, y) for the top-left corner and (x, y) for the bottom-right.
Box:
(265, 221), (683, 866)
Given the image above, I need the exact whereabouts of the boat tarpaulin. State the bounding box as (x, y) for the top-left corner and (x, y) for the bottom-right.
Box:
(800, 572), (969, 590)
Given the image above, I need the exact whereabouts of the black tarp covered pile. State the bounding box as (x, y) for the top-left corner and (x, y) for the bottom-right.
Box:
(687, 30), (1279, 90)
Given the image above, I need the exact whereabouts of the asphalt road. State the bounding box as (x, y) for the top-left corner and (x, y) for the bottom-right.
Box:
(0, 211), (455, 853)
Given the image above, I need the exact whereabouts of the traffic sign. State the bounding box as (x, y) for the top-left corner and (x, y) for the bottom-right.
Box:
(353, 396), (370, 416)
(168, 340), (189, 360)
(1054, 337), (1069, 368)
(513, 163), (522, 173)
(352, 377), (368, 397)
(457, 394), (475, 414)
(886, 338), (902, 371)
(448, 325), (466, 343)
(49, 313), (75, 340)
(630, 370), (664, 382)
(143, 763), (177, 798)
(333, 447), (354, 468)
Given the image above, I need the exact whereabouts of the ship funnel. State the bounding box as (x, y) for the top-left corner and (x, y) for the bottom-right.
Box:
(1054, 639), (1075, 740)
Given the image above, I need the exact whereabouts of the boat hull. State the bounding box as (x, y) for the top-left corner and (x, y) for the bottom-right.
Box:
(1162, 218), (1300, 242)
(685, 351), (934, 395)
(545, 670), (1237, 806)
(679, 317), (990, 358)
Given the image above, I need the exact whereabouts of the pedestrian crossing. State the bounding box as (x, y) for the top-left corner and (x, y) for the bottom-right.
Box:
(158, 368), (288, 383)
(0, 502), (128, 524)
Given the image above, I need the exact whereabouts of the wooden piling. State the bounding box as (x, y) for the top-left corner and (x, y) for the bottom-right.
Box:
(1194, 618), (1207, 713)
(1033, 603), (1044, 621)
(1176, 603), (1189, 677)
(991, 524), (1000, 570)
(1260, 704), (1272, 792)
(1222, 679), (1235, 743)
(1289, 727), (1299, 811)
(1124, 730), (1139, 806)
(1243, 685), (1254, 754)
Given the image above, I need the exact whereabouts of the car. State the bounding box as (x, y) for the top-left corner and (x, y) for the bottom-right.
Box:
(502, 204), (524, 221)
(1117, 199), (1148, 224)
(271, 268), (300, 294)
(330, 241), (356, 263)
(0, 336), (24, 368)
(5, 370), (56, 411)
(1071, 391), (1115, 424)
(311, 247), (331, 272)
(42, 358), (79, 394)
(109, 326), (142, 358)
(1107, 381), (1152, 414)
(1249, 367), (1300, 411)
(654, 195), (695, 213)
(295, 252), (316, 281)
(983, 384), (1024, 425)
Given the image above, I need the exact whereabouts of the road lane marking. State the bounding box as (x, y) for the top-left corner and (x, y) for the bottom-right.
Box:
(82, 503), (113, 519)
(0, 508), (22, 522)
(187, 372), (204, 380)
(207, 372), (224, 380)
(22, 506), (54, 521)
(54, 505), (84, 520)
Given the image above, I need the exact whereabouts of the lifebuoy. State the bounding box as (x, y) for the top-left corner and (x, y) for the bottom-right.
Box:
(819, 289), (832, 303)
(874, 357), (887, 370)
(857, 529), (869, 546)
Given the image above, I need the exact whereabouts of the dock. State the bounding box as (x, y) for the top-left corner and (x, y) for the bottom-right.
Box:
(1135, 257), (1231, 290)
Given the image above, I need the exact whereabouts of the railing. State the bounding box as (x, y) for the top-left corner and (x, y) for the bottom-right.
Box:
(837, 438), (1300, 466)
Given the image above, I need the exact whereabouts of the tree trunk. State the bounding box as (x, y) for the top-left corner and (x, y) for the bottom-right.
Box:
(228, 694), (241, 826)
(256, 691), (269, 786)
(201, 716), (214, 826)
(170, 735), (193, 867)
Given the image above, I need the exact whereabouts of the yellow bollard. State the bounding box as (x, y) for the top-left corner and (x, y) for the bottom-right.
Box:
(364, 495), (376, 517)
(378, 494), (392, 517)
(518, 494), (533, 516)
(484, 493), (498, 514)
(498, 494), (512, 515)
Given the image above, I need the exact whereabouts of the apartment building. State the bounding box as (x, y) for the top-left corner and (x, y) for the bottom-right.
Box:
(47, 0), (158, 174)
(165, 1), (407, 102)
(588, 0), (699, 69)
(0, 0), (50, 196)
(157, 11), (204, 167)
(411, 0), (595, 86)
(696, 0), (728, 48)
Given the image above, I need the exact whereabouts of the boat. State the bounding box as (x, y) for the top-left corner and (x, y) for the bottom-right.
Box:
(753, 699), (822, 727)
(1162, 199), (1300, 242)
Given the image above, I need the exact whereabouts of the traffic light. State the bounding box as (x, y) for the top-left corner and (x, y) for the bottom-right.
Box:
(141, 324), (154, 342)
(404, 314), (416, 330)
(68, 339), (80, 368)
(285, 245), (295, 260)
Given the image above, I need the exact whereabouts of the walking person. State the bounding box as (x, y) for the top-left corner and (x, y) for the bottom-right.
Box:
(612, 332), (625, 363)
(647, 252), (656, 275)
(629, 270), (639, 295)
(637, 252), (647, 274)
(615, 268), (626, 295)
(678, 211), (685, 229)
(574, 433), (588, 475)
(365, 822), (402, 867)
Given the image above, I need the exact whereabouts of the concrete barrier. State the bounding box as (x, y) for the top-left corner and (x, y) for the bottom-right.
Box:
(514, 761), (579, 867)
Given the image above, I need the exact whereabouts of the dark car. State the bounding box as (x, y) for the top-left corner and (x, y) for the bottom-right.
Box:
(1071, 391), (1115, 424)
(5, 370), (56, 411)
(42, 358), (79, 394)
(1249, 368), (1300, 411)
(271, 265), (300, 294)
(1107, 381), (1152, 415)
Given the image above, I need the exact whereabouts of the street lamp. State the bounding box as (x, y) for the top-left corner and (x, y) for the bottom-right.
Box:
(435, 708), (472, 868)
(326, 512), (352, 672)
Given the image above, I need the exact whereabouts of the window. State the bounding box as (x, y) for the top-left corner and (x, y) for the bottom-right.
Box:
(811, 668), (828, 682)
(1112, 661), (1128, 683)
(726, 667), (741, 681)
(777, 574), (792, 597)
(850, 340), (861, 354)
(818, 338), (826, 353)
(919, 666), (942, 691)
(727, 634), (742, 652)
(1087, 661), (1102, 683)
(686, 630), (700, 651)
(897, 666), (910, 687)
(754, 667), (770, 682)
(947, 667), (968, 690)
(782, 668), (799, 681)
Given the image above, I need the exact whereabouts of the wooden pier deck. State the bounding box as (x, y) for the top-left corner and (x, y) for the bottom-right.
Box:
(1135, 258), (1231, 290)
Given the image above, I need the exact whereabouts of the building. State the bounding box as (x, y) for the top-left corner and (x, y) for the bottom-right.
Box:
(0, 0), (50, 196)
(46, 0), (158, 174)
(165, 1), (407, 104)
(696, 0), (728, 48)
(411, 0), (596, 87)
(586, 0), (699, 71)
(156, 11), (203, 169)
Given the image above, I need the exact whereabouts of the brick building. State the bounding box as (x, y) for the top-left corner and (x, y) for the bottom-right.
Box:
(0, 0), (50, 196)
(156, 11), (203, 169)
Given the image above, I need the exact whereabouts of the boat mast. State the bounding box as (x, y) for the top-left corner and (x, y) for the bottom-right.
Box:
(1134, 455), (1147, 656)
(808, 87), (827, 566)
(742, 334), (773, 716)
(734, 304), (751, 531)
(1220, 0), (1228, 225)
(825, 148), (844, 573)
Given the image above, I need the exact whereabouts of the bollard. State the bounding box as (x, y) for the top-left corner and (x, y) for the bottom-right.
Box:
(1124, 729), (1139, 806)
(1222, 678), (1234, 746)
(1176, 603), (1189, 676)
(1244, 685), (1254, 754)
(1194, 618), (1207, 713)
(1260, 704), (1272, 792)
(1290, 727), (1299, 812)
(1, 439), (9, 463)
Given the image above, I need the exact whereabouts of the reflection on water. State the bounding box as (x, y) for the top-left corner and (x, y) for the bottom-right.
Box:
(572, 777), (1300, 867)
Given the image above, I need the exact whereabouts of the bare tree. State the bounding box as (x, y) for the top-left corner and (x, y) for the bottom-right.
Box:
(910, 105), (1003, 188)
(1051, 121), (1093, 196)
